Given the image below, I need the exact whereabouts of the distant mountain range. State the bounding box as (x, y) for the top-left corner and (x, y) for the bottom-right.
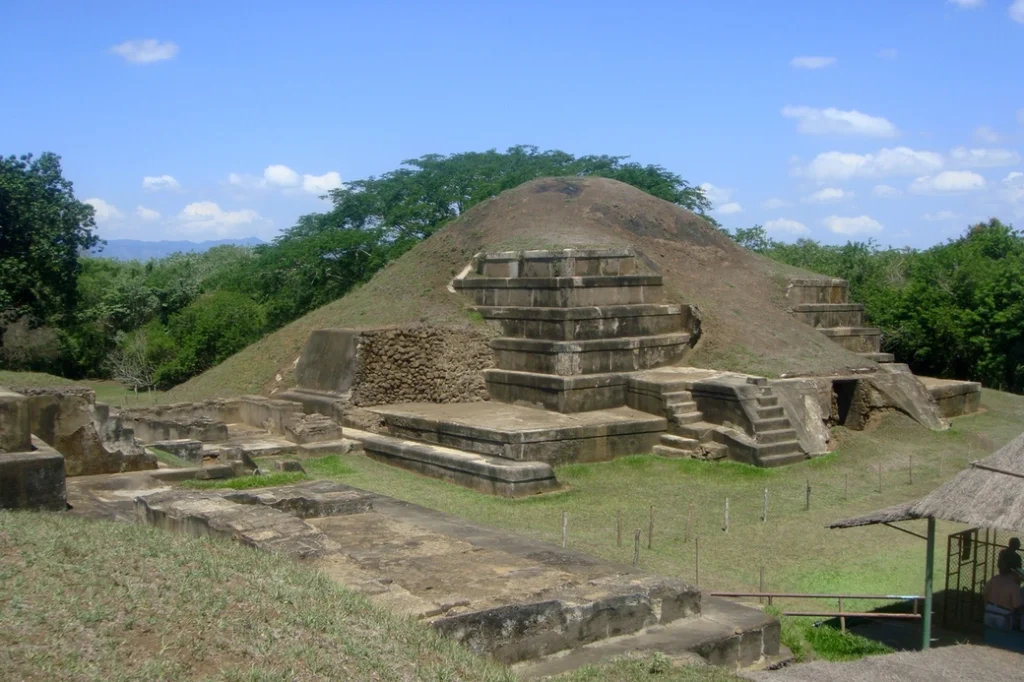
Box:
(90, 237), (264, 261)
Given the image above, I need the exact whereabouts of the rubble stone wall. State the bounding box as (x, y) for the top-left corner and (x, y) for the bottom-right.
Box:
(350, 326), (494, 406)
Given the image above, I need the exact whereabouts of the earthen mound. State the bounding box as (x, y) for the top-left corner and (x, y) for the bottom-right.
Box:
(170, 177), (872, 400)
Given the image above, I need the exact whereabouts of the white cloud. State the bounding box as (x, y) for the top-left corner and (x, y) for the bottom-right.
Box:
(947, 0), (983, 7)
(302, 171), (343, 195)
(873, 184), (902, 198)
(1011, 0), (1024, 23)
(716, 202), (743, 215)
(802, 187), (853, 203)
(950, 147), (1021, 167)
(803, 147), (943, 182)
(910, 170), (986, 193)
(135, 206), (161, 221)
(877, 48), (898, 59)
(109, 39), (179, 64)
(142, 174), (180, 191)
(824, 215), (884, 236)
(84, 198), (124, 223)
(923, 210), (959, 221)
(263, 164), (300, 187)
(973, 125), (1002, 143)
(764, 218), (809, 236)
(790, 56), (836, 69)
(1003, 172), (1024, 215)
(762, 198), (790, 209)
(781, 106), (898, 137)
(698, 182), (733, 204)
(177, 201), (264, 237)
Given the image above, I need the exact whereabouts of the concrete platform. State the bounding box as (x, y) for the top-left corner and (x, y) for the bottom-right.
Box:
(474, 248), (638, 278)
(485, 369), (632, 413)
(790, 303), (865, 328)
(0, 437), (67, 511)
(369, 402), (666, 465)
(344, 427), (559, 497)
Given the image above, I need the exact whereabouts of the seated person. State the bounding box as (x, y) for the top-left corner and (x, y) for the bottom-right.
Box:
(998, 537), (1022, 574)
(983, 565), (1024, 631)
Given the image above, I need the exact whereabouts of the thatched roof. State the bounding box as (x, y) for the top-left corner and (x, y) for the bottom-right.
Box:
(830, 431), (1024, 533)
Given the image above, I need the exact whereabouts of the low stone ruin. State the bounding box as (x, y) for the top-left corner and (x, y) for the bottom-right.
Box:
(1, 385), (154, 510)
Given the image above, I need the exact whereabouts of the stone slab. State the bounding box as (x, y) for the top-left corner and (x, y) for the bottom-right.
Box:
(0, 438), (67, 511)
(785, 278), (849, 305)
(818, 326), (882, 353)
(222, 480), (374, 518)
(136, 489), (338, 559)
(345, 427), (559, 497)
(791, 303), (865, 328)
(150, 439), (204, 463)
(369, 402), (666, 465)
(916, 376), (983, 418)
(475, 248), (638, 278)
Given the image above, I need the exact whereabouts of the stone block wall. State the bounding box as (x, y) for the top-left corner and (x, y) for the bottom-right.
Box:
(0, 389), (31, 453)
(350, 326), (494, 406)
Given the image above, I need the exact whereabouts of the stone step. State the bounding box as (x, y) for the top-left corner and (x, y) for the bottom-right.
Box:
(818, 326), (882, 353)
(785, 278), (850, 305)
(756, 440), (804, 458)
(454, 274), (666, 308)
(659, 433), (700, 450)
(757, 451), (809, 467)
(752, 417), (792, 432)
(755, 405), (785, 420)
(755, 396), (779, 408)
(669, 401), (698, 414)
(670, 411), (703, 426)
(791, 302), (865, 328)
(512, 595), (781, 677)
(653, 444), (694, 458)
(756, 428), (799, 445)
(491, 333), (692, 376)
(474, 303), (687, 341)
(662, 390), (694, 403)
(674, 421), (718, 442)
(702, 442), (730, 460)
(859, 352), (895, 363)
(473, 248), (638, 278)
(342, 428), (559, 498)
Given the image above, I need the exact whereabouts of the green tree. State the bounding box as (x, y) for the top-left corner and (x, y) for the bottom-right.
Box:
(0, 153), (99, 323)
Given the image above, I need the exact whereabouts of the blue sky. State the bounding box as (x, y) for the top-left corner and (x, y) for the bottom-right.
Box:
(2, 0), (1022, 248)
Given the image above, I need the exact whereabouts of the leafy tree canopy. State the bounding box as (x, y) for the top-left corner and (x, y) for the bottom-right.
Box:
(0, 152), (99, 322)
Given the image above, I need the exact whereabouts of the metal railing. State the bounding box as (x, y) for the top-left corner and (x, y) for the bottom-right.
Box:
(710, 591), (924, 632)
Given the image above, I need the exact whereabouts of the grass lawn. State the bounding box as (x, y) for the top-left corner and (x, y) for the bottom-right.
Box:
(0, 371), (164, 407)
(0, 511), (744, 682)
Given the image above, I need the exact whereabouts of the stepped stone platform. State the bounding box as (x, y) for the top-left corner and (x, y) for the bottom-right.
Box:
(786, 278), (888, 361)
(101, 474), (778, 670)
(368, 402), (666, 466)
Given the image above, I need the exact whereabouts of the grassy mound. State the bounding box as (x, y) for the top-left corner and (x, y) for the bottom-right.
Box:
(169, 177), (869, 401)
(0, 512), (745, 682)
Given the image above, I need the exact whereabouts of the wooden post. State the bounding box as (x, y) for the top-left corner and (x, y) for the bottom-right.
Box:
(632, 529), (641, 568)
(684, 503), (693, 543)
(761, 488), (768, 523)
(839, 596), (846, 632)
(923, 517), (936, 650)
(695, 535), (700, 585)
(648, 505), (654, 550)
(561, 510), (568, 548)
(805, 479), (811, 511)
(723, 498), (729, 533)
(616, 510), (622, 548)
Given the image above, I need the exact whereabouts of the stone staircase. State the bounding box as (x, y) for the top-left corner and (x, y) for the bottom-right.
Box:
(455, 248), (695, 413)
(748, 386), (805, 467)
(786, 277), (894, 363)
